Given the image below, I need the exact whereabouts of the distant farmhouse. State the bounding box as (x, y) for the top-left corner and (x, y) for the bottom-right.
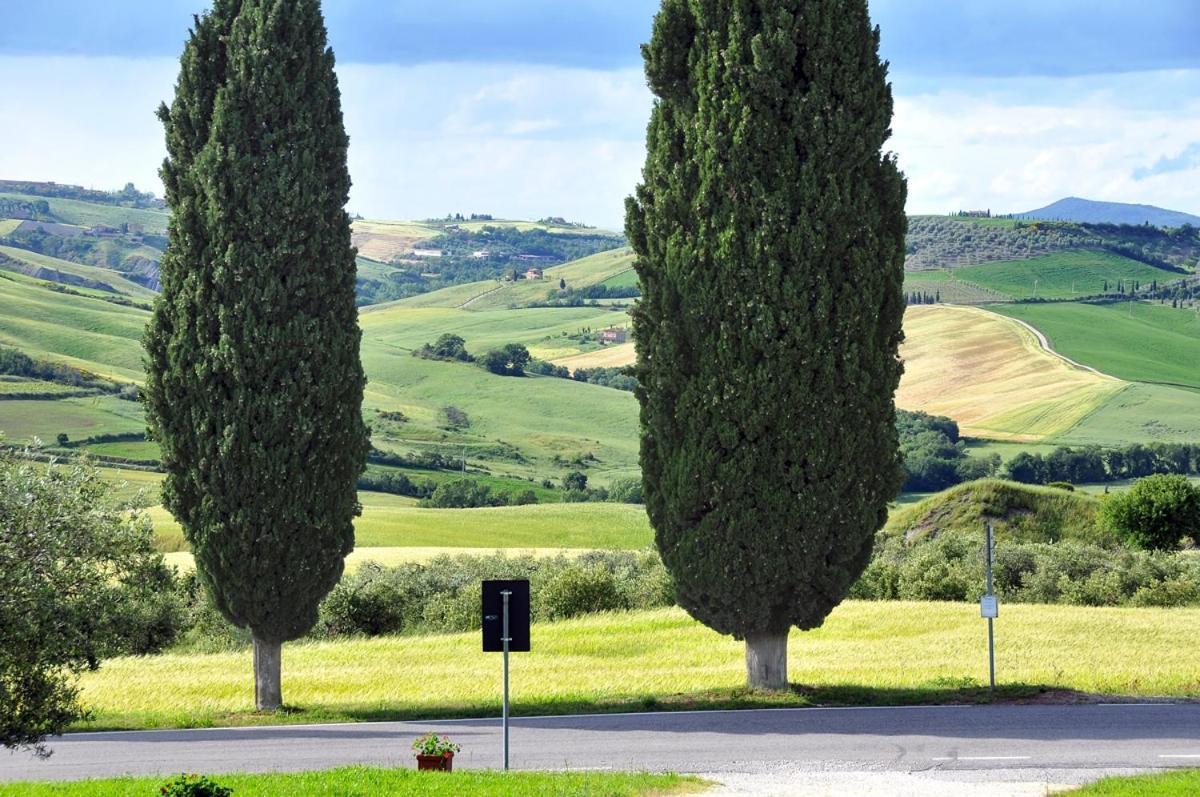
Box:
(599, 327), (626, 345)
(525, 267), (544, 280)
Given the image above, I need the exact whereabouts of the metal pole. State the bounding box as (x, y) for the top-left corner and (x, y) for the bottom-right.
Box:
(501, 590), (511, 771)
(986, 523), (995, 691)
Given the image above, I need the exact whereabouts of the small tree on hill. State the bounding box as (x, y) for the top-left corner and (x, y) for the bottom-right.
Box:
(1100, 475), (1200, 551)
(480, 343), (531, 376)
(627, 0), (906, 689)
(144, 0), (368, 710)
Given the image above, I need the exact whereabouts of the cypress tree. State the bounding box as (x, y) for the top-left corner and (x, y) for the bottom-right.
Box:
(626, 0), (906, 689)
(144, 0), (368, 710)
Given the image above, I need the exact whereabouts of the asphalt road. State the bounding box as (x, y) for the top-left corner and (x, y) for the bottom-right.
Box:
(2, 704), (1198, 783)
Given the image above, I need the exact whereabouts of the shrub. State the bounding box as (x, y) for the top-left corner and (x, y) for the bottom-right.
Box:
(318, 564), (406, 636)
(607, 478), (644, 504)
(1130, 576), (1200, 607)
(160, 774), (233, 797)
(1100, 474), (1200, 551)
(539, 563), (629, 620)
(479, 343), (530, 376)
(422, 479), (507, 508)
(442, 405), (470, 430)
(414, 333), (472, 362)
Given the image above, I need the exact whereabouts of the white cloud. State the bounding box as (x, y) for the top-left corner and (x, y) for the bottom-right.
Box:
(890, 71), (1200, 215)
(1, 55), (1197, 228)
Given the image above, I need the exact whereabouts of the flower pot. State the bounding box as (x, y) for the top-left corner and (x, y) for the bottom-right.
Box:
(416, 753), (453, 772)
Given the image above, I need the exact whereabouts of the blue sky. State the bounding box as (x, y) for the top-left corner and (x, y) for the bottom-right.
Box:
(1, 1), (1197, 227)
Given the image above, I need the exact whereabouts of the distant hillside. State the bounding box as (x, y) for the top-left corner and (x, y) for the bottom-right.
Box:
(1017, 197), (1200, 228)
(906, 215), (1200, 278)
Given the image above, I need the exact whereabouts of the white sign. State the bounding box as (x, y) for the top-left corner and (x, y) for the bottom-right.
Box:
(980, 595), (999, 619)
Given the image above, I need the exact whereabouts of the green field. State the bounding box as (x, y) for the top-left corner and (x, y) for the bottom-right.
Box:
(955, 250), (1178, 300)
(0, 395), (144, 443)
(0, 271), (149, 382)
(0, 768), (703, 797)
(601, 267), (639, 289)
(149, 500), (652, 552)
(71, 602), (1200, 730)
(0, 192), (169, 234)
(993, 302), (1200, 388)
(1059, 383), (1200, 445)
(0, 376), (98, 397)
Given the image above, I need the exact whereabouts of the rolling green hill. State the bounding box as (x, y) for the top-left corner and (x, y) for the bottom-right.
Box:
(992, 301), (1200, 389)
(0, 191), (169, 234)
(0, 244), (157, 300)
(0, 242), (640, 486)
(393, 248), (635, 311)
(0, 270), (150, 381)
(954, 250), (1179, 300)
(884, 478), (1107, 545)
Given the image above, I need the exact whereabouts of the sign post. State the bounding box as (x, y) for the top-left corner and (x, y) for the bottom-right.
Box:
(482, 580), (530, 771)
(981, 522), (998, 690)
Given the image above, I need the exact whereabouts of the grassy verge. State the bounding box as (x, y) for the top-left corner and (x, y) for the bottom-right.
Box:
(0, 767), (707, 796)
(74, 603), (1200, 731)
(1071, 770), (1200, 795)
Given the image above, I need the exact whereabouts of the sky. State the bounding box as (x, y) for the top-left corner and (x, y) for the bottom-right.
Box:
(1, 1), (1198, 229)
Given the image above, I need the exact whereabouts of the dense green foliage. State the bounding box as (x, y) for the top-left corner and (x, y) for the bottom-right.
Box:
(479, 343), (531, 376)
(420, 478), (538, 508)
(627, 0), (907, 642)
(143, 0), (368, 657)
(855, 530), (1200, 607)
(0, 452), (176, 755)
(172, 551), (675, 651)
(412, 333), (473, 362)
(1099, 474), (1200, 551)
(1004, 442), (1200, 485)
(160, 774), (233, 797)
(898, 409), (998, 491)
(0, 346), (134, 397)
(906, 216), (1200, 271)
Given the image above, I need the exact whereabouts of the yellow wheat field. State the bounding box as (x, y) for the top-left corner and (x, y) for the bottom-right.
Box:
(898, 305), (1124, 441)
(552, 341), (636, 372)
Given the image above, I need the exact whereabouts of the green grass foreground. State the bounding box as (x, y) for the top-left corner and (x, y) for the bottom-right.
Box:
(74, 603), (1200, 731)
(1071, 769), (1200, 795)
(0, 766), (707, 796)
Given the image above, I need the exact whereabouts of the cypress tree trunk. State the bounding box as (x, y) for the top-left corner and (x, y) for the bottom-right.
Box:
(628, 0), (907, 690)
(745, 632), (788, 691)
(146, 0), (368, 708)
(253, 638), (282, 711)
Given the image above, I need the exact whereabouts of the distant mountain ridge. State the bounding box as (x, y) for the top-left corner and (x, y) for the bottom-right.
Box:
(1017, 197), (1200, 228)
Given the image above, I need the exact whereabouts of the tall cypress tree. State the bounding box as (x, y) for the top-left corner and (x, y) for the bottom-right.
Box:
(145, 0), (368, 710)
(626, 0), (907, 689)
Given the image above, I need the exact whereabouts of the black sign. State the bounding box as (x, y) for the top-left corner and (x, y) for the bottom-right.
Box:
(481, 579), (530, 652)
